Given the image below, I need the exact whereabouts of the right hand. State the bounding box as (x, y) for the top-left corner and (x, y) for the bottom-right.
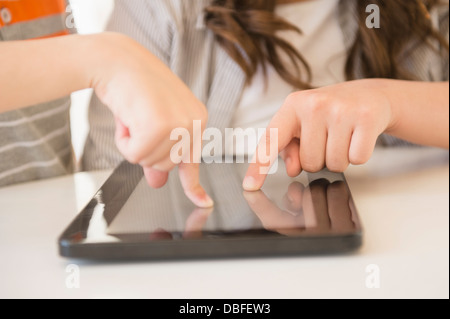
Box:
(243, 80), (396, 191)
(87, 32), (213, 207)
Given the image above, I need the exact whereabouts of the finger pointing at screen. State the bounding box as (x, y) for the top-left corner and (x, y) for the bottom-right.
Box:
(243, 80), (398, 191)
(243, 102), (299, 191)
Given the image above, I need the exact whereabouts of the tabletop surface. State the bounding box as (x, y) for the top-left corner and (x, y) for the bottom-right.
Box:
(0, 148), (448, 299)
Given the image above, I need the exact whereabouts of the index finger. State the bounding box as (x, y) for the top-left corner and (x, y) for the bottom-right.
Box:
(243, 103), (299, 191)
(179, 162), (214, 208)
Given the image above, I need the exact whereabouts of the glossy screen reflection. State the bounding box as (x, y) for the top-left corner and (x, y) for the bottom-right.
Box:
(79, 161), (360, 244)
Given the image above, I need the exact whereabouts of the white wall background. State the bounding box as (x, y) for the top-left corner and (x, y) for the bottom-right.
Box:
(69, 0), (115, 164)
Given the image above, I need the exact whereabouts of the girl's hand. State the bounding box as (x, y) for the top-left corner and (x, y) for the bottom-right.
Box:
(243, 79), (396, 191)
(89, 33), (213, 207)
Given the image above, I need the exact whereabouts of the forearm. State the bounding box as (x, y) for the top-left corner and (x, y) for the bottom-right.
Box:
(382, 79), (449, 149)
(0, 34), (98, 112)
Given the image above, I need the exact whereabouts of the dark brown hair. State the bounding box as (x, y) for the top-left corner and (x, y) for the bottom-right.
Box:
(205, 0), (449, 88)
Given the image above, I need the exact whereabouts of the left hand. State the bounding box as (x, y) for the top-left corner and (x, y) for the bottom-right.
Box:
(244, 79), (395, 191)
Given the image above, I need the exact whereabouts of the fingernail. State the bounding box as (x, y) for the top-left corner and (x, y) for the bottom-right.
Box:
(200, 194), (214, 208)
(243, 176), (258, 191)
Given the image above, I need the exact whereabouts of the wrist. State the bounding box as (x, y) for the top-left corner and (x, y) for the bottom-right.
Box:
(367, 78), (400, 134)
(80, 32), (146, 108)
(62, 34), (100, 91)
(77, 33), (117, 91)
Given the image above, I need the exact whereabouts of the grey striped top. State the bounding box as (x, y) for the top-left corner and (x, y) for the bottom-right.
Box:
(0, 6), (73, 188)
(82, 0), (449, 171)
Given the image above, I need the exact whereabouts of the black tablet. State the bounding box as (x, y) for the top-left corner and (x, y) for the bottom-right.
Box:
(59, 160), (362, 260)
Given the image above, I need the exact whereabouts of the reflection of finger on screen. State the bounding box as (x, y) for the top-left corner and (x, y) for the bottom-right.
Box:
(243, 191), (285, 229)
(243, 191), (305, 235)
(183, 207), (213, 239)
(303, 179), (331, 231)
(285, 182), (305, 211)
(282, 194), (302, 216)
(349, 197), (360, 227)
(327, 181), (355, 232)
(149, 228), (173, 240)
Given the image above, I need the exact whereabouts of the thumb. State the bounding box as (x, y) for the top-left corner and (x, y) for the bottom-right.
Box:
(143, 167), (169, 189)
(179, 162), (214, 208)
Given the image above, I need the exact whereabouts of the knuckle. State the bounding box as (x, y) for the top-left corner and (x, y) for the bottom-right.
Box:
(284, 91), (303, 107)
(302, 92), (328, 117)
(306, 90), (326, 103)
(305, 104), (321, 117)
(284, 91), (330, 119)
(357, 106), (373, 124)
(329, 104), (346, 123)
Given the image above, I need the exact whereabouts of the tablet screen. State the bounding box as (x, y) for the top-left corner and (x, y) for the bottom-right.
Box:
(72, 161), (360, 244)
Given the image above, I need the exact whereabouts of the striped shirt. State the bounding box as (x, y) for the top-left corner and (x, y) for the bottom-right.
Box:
(0, 0), (73, 187)
(82, 0), (450, 171)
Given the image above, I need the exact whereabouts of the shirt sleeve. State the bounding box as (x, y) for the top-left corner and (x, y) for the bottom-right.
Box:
(105, 0), (174, 66)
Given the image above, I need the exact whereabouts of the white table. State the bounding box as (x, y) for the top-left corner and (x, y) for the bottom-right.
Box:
(0, 148), (448, 299)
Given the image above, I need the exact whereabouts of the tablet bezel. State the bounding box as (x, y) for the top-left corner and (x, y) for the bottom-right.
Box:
(59, 161), (363, 260)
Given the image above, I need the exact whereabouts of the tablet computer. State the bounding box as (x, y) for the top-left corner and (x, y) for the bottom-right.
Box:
(59, 160), (362, 260)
